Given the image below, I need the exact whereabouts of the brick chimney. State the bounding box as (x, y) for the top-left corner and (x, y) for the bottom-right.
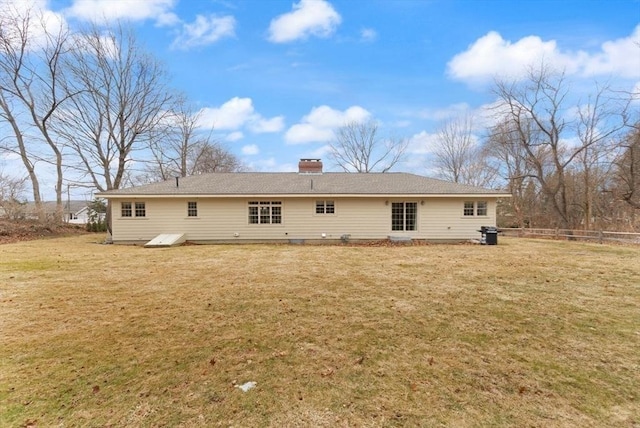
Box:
(298, 158), (323, 174)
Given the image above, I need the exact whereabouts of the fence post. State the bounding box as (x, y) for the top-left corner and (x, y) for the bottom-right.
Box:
(598, 230), (603, 244)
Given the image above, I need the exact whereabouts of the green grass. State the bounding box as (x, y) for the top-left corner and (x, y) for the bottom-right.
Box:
(0, 236), (639, 427)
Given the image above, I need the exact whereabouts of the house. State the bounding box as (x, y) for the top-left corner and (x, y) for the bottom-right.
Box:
(97, 159), (510, 245)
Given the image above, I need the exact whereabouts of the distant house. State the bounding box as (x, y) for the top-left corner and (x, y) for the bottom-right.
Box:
(97, 159), (510, 245)
(0, 200), (102, 224)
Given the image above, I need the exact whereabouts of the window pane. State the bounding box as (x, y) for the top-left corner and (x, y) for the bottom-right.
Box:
(121, 202), (132, 217)
(405, 202), (417, 231)
(477, 201), (487, 216)
(248, 206), (258, 224)
(135, 202), (145, 217)
(391, 202), (404, 231)
(260, 206), (270, 223)
(272, 206), (282, 224)
(315, 201), (325, 214)
(325, 201), (335, 214)
(463, 201), (474, 216)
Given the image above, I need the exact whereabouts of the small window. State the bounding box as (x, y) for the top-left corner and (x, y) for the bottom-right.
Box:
(135, 202), (146, 217)
(187, 201), (198, 217)
(463, 201), (475, 216)
(121, 202), (132, 217)
(476, 201), (487, 216)
(315, 200), (335, 214)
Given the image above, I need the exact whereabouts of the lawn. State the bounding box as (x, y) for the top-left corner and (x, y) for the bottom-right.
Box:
(1, 236), (638, 427)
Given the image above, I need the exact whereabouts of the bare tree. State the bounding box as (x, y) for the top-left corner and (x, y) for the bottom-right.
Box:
(433, 115), (497, 187)
(494, 64), (635, 229)
(189, 141), (245, 174)
(494, 65), (587, 229)
(55, 23), (177, 193)
(486, 119), (539, 227)
(0, 170), (28, 220)
(144, 105), (245, 182)
(329, 120), (407, 173)
(573, 85), (630, 228)
(614, 125), (640, 210)
(0, 4), (72, 221)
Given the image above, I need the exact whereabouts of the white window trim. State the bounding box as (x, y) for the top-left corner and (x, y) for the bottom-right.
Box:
(248, 201), (284, 225)
(391, 201), (418, 232)
(314, 200), (336, 216)
(462, 201), (489, 218)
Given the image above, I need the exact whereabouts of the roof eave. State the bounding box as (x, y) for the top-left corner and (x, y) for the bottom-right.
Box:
(97, 192), (511, 199)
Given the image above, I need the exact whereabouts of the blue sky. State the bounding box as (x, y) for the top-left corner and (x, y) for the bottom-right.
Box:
(2, 0), (640, 198)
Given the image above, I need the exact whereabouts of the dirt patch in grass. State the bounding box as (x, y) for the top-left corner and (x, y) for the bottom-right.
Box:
(1, 236), (639, 427)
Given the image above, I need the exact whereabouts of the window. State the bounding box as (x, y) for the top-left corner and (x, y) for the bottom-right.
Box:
(464, 201), (488, 217)
(463, 201), (475, 216)
(122, 201), (146, 217)
(391, 202), (417, 231)
(187, 201), (198, 217)
(121, 202), (132, 217)
(135, 202), (146, 217)
(476, 201), (487, 216)
(248, 201), (281, 224)
(315, 200), (335, 214)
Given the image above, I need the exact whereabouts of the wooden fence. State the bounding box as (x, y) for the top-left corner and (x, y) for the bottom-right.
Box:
(499, 228), (640, 245)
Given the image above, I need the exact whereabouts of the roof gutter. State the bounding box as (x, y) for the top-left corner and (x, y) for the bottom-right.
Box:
(96, 193), (511, 199)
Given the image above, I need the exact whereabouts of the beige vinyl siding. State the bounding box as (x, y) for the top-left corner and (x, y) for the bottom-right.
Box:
(419, 198), (496, 240)
(110, 197), (498, 243)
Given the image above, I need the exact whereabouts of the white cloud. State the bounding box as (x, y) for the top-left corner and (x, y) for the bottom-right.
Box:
(226, 131), (244, 142)
(196, 97), (283, 134)
(268, 0), (341, 43)
(304, 144), (332, 159)
(285, 105), (371, 144)
(0, 0), (68, 50)
(448, 26), (640, 85)
(249, 116), (285, 133)
(198, 97), (254, 130)
(65, 0), (178, 25)
(406, 131), (439, 155)
(447, 32), (568, 84)
(633, 81), (640, 100)
(170, 14), (236, 50)
(582, 25), (640, 79)
(360, 28), (377, 42)
(242, 144), (260, 155)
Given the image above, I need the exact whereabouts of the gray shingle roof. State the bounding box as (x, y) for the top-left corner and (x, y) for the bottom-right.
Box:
(98, 173), (508, 197)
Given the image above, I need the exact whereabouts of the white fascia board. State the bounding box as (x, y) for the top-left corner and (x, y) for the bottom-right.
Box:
(99, 193), (511, 199)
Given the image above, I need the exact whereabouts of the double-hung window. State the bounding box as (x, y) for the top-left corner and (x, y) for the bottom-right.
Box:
(187, 201), (198, 217)
(248, 201), (282, 224)
(391, 202), (417, 231)
(476, 201), (487, 216)
(121, 202), (132, 217)
(135, 202), (146, 217)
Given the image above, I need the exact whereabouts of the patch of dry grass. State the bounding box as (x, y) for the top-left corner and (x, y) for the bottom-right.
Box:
(1, 236), (639, 427)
